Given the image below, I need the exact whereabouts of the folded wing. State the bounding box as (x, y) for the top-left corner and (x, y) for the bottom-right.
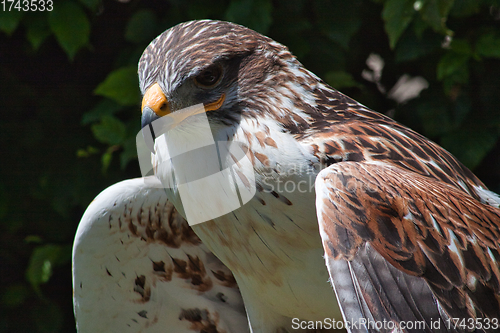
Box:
(316, 162), (500, 333)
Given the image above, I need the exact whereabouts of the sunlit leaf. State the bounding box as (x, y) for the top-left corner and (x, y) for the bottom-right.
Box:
(48, 1), (90, 59)
(101, 150), (113, 173)
(26, 244), (70, 293)
(77, 146), (99, 158)
(94, 67), (141, 106)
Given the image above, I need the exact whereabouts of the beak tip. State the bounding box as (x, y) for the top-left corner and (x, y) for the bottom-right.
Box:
(141, 107), (160, 153)
(141, 106), (160, 129)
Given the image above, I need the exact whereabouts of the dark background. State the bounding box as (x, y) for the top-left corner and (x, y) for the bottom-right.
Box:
(1, 0), (499, 332)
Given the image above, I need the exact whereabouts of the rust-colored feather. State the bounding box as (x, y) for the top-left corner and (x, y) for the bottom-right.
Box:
(317, 161), (500, 329)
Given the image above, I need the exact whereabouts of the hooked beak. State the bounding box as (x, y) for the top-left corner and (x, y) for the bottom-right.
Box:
(140, 82), (226, 152)
(141, 83), (169, 129)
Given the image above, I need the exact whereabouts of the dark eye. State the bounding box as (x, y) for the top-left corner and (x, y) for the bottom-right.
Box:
(194, 64), (223, 88)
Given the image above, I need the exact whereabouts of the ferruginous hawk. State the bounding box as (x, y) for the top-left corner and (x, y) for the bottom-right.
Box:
(73, 20), (500, 333)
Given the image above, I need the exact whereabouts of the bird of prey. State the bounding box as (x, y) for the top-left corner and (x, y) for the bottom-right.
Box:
(73, 20), (500, 333)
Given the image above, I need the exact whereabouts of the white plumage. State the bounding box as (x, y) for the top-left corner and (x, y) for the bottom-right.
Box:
(73, 177), (249, 332)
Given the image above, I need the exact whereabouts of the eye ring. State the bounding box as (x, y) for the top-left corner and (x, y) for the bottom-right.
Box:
(193, 64), (223, 88)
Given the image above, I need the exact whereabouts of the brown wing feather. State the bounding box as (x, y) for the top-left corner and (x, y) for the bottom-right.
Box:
(328, 243), (459, 333)
(304, 88), (486, 203)
(316, 161), (500, 331)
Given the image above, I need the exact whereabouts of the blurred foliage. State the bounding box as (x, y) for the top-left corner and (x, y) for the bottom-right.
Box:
(1, 0), (499, 332)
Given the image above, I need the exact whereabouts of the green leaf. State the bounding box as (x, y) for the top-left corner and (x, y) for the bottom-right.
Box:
(395, 31), (441, 62)
(417, 101), (452, 136)
(26, 244), (70, 293)
(25, 235), (43, 243)
(441, 128), (500, 169)
(125, 9), (158, 44)
(315, 0), (361, 49)
(1, 283), (29, 308)
(412, 15), (429, 38)
(101, 150), (113, 173)
(419, 0), (455, 34)
(91, 115), (126, 145)
(452, 94), (472, 127)
(225, 0), (273, 34)
(437, 51), (469, 93)
(120, 136), (138, 169)
(94, 67), (141, 106)
(449, 0), (480, 17)
(81, 99), (124, 125)
(78, 0), (101, 10)
(437, 51), (469, 80)
(0, 10), (24, 35)
(48, 1), (90, 60)
(271, 12), (312, 58)
(449, 38), (472, 55)
(77, 145), (99, 158)
(32, 300), (63, 333)
(323, 20), (361, 49)
(325, 71), (362, 89)
(25, 14), (51, 50)
(382, 0), (416, 48)
(476, 33), (500, 59)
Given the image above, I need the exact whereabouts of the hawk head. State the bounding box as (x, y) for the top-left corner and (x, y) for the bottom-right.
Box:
(139, 20), (319, 135)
